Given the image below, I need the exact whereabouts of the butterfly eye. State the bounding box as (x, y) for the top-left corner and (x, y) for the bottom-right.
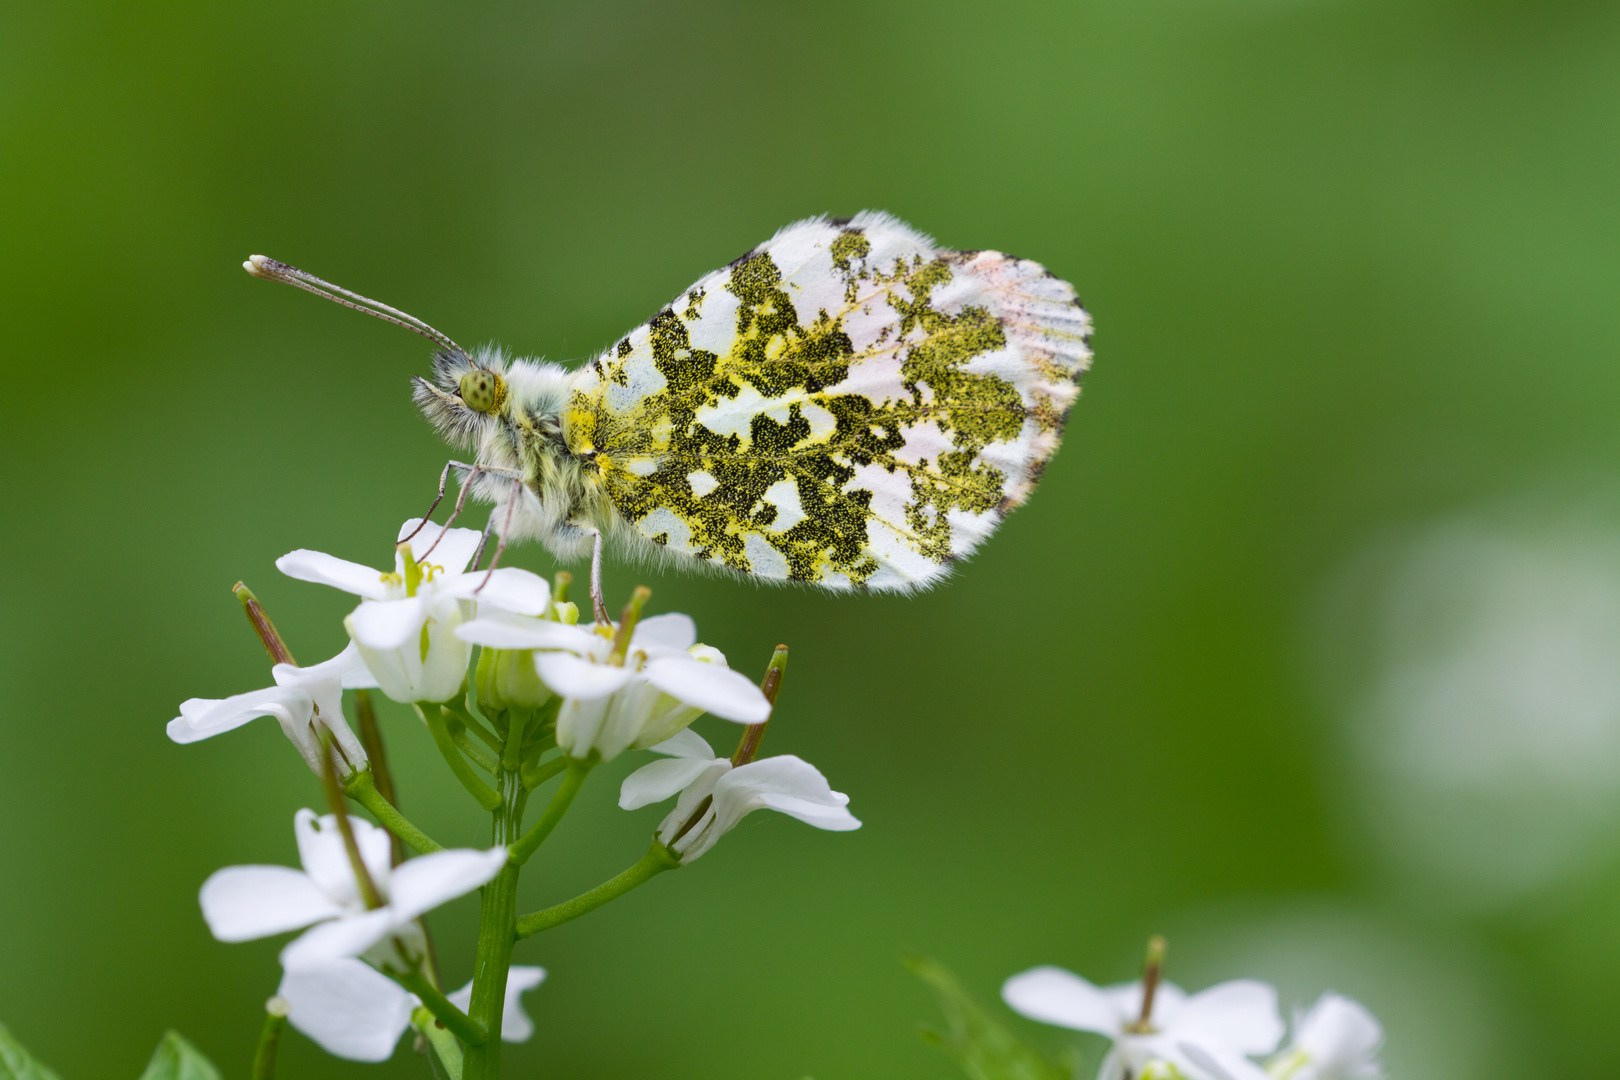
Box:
(459, 369), (506, 413)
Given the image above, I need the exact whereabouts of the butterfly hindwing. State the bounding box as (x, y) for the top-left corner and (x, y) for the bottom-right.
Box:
(565, 211), (1093, 592)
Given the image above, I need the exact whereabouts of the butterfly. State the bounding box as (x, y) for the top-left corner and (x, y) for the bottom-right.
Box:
(247, 211), (1092, 615)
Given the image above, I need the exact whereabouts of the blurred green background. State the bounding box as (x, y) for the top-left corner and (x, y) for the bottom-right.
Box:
(5, 1), (1620, 1076)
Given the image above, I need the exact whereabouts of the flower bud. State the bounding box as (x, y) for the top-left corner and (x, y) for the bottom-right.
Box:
(476, 643), (554, 715)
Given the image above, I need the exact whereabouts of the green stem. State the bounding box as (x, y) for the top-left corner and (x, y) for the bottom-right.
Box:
(508, 758), (593, 865)
(344, 770), (445, 854)
(399, 969), (485, 1046)
(449, 721), (500, 774)
(321, 740), (384, 909)
(463, 771), (527, 1080)
(251, 999), (288, 1080)
(413, 1007), (462, 1080)
(444, 696), (501, 751)
(515, 841), (678, 939)
(500, 709), (530, 772)
(352, 689), (403, 865)
(420, 705), (502, 811)
(520, 755), (568, 791)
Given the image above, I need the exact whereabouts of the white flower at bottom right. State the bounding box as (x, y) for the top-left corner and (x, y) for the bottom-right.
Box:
(1002, 965), (1283, 1080)
(1266, 993), (1384, 1080)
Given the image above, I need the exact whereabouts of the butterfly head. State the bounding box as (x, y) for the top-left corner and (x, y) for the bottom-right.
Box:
(459, 365), (507, 414)
(412, 346), (514, 449)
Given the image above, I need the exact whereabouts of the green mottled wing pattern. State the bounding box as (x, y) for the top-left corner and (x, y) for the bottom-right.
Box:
(564, 211), (1092, 591)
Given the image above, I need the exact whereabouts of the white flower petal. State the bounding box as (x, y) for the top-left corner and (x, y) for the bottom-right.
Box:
(335, 641), (381, 689)
(439, 567), (551, 616)
(295, 809), (391, 908)
(398, 519), (484, 573)
(278, 959), (415, 1062)
(456, 617), (602, 652)
(555, 696), (609, 759)
(648, 728), (715, 759)
(280, 908), (400, 967)
(199, 866), (342, 942)
(752, 788), (863, 831)
(1176, 980), (1284, 1056)
(619, 756), (721, 810)
(656, 760), (732, 858)
(348, 597), (429, 652)
(631, 613), (697, 652)
(386, 846), (508, 921)
(284, 642), (370, 691)
(272, 646), (371, 766)
(536, 652), (634, 700)
(447, 966), (546, 1043)
(706, 755), (860, 842)
(1002, 966), (1125, 1037)
(168, 686), (311, 743)
(1293, 993), (1384, 1077)
(1178, 1041), (1271, 1080)
(643, 656), (771, 722)
(500, 966), (546, 1042)
(278, 550), (393, 600)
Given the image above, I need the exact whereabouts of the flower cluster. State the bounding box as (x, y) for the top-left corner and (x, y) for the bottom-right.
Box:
(158, 513), (1386, 1080)
(167, 518), (861, 1067)
(1002, 949), (1384, 1080)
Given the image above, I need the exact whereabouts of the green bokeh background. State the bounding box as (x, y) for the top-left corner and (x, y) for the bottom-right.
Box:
(4, 1), (1619, 1076)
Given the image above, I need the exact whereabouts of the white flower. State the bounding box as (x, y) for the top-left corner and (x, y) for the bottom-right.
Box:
(277, 519), (551, 704)
(200, 809), (507, 968)
(1002, 966), (1284, 1080)
(168, 642), (374, 775)
(619, 730), (861, 863)
(275, 959), (545, 1062)
(1266, 994), (1384, 1080)
(276, 959), (416, 1062)
(456, 611), (771, 761)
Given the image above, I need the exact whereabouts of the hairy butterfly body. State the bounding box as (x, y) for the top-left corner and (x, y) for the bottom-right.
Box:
(251, 211), (1092, 594)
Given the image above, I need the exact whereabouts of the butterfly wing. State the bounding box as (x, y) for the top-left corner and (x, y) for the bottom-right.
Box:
(565, 211), (1093, 592)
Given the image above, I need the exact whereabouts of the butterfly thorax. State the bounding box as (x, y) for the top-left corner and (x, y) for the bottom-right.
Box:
(412, 347), (611, 560)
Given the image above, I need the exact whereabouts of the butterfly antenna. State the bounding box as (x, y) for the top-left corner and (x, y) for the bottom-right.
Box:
(244, 255), (469, 358)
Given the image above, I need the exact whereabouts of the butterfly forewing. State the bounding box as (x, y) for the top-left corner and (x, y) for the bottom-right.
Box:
(565, 211), (1092, 592)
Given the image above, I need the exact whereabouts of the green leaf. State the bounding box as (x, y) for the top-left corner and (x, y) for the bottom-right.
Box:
(0, 1024), (64, 1080)
(904, 954), (1069, 1080)
(135, 1033), (222, 1080)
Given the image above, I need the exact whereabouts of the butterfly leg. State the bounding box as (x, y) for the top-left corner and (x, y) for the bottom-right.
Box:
(398, 460), (460, 546)
(589, 530), (611, 626)
(474, 478), (525, 594)
(419, 460), (523, 561)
